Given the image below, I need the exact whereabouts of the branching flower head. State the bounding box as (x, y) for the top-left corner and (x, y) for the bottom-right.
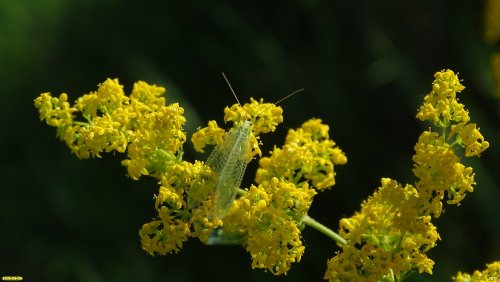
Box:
(192, 111), (346, 275)
(325, 69), (489, 281)
(325, 178), (439, 281)
(194, 114), (346, 275)
(413, 70), (489, 216)
(37, 71), (492, 281)
(34, 78), (187, 179)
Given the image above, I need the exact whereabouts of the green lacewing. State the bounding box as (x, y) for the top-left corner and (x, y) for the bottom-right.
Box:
(207, 73), (302, 220)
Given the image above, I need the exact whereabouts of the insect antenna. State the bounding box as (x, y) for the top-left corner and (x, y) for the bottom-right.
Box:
(251, 87), (304, 119)
(221, 72), (304, 122)
(222, 72), (304, 109)
(274, 88), (304, 106)
(222, 72), (241, 107)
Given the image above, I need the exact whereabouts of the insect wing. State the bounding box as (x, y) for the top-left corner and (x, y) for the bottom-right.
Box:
(206, 121), (251, 219)
(206, 129), (238, 180)
(214, 137), (249, 219)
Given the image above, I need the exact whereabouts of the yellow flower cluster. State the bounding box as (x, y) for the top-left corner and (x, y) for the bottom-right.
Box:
(36, 82), (349, 275)
(453, 261), (500, 282)
(224, 97), (284, 135)
(139, 160), (223, 254)
(414, 70), (489, 216)
(256, 118), (347, 190)
(38, 70), (490, 280)
(34, 79), (186, 179)
(34, 79), (211, 255)
(325, 178), (438, 281)
(191, 108), (346, 274)
(192, 97), (284, 160)
(325, 70), (489, 281)
(191, 120), (226, 153)
(416, 70), (468, 126)
(221, 178), (316, 275)
(413, 131), (475, 214)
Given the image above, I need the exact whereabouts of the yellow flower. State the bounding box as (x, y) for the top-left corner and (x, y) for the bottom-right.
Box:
(129, 80), (166, 111)
(246, 218), (304, 275)
(413, 70), (489, 215)
(185, 161), (217, 211)
(140, 170), (192, 255)
(74, 78), (129, 117)
(223, 97), (283, 135)
(453, 261), (500, 282)
(34, 93), (81, 156)
(34, 92), (75, 128)
(139, 207), (191, 255)
(191, 120), (226, 153)
(122, 103), (186, 179)
(412, 131), (476, 214)
(256, 118), (347, 191)
(450, 123), (490, 157)
(35, 78), (187, 179)
(327, 178), (439, 281)
(416, 69), (468, 127)
(189, 201), (223, 243)
(192, 97), (284, 161)
(142, 160), (224, 253)
(218, 178), (316, 275)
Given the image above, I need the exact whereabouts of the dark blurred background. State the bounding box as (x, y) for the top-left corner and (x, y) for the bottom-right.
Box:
(1, 0), (499, 281)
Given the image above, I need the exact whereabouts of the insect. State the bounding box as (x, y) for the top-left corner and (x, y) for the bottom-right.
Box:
(207, 73), (302, 220)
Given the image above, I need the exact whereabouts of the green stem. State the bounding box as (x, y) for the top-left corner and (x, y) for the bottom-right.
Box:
(237, 188), (248, 196)
(302, 214), (347, 246)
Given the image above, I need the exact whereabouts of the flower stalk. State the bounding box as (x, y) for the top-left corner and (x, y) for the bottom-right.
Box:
(302, 214), (347, 246)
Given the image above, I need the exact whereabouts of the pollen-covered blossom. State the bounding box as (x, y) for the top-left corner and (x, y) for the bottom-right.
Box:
(453, 261), (500, 282)
(256, 118), (347, 191)
(34, 78), (187, 179)
(324, 178), (439, 281)
(221, 178), (317, 275)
